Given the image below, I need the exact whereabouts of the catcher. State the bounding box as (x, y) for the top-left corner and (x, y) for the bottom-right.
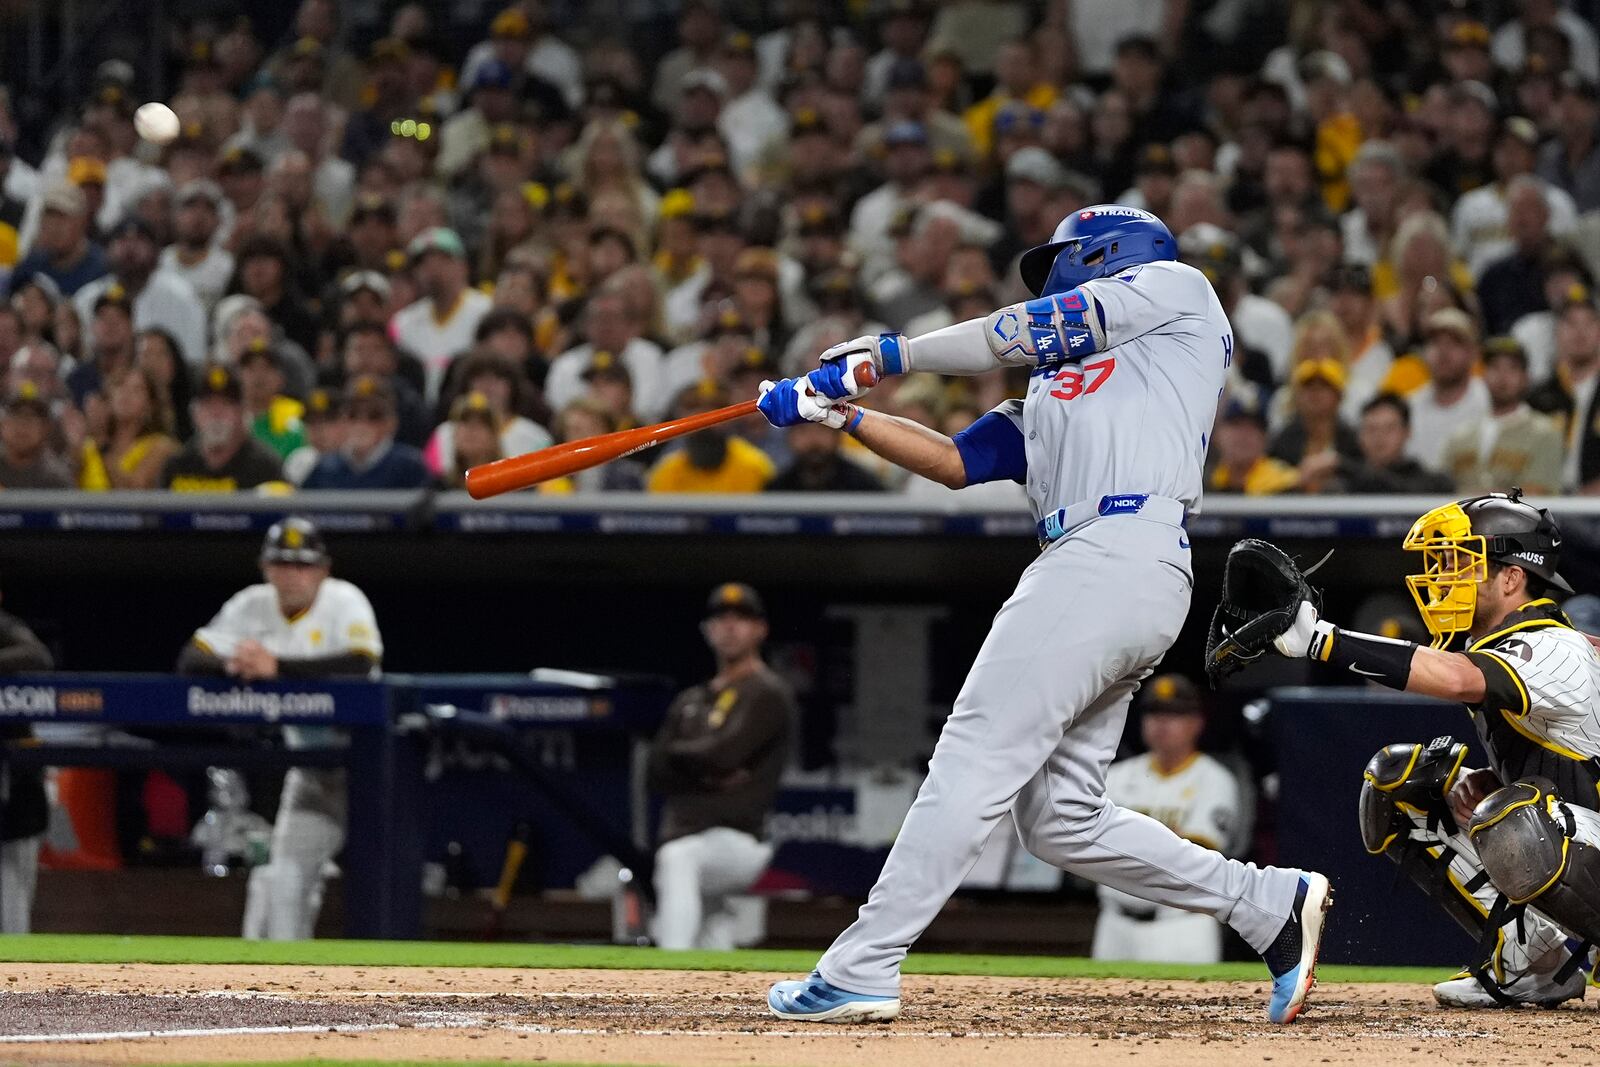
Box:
(1209, 489), (1600, 1008)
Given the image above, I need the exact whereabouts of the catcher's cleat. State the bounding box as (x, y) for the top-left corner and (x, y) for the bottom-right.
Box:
(1433, 967), (1585, 1009)
(1264, 873), (1334, 1023)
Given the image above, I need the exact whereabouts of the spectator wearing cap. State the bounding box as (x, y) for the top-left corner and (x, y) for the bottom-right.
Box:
(1208, 402), (1299, 495)
(1422, 81), (1500, 203)
(651, 190), (703, 289)
(1529, 293), (1600, 490)
(1476, 176), (1561, 336)
(860, 57), (974, 164)
(547, 284), (666, 420)
(338, 322), (428, 446)
(1495, 2), (1600, 85)
(1454, 118), (1578, 280)
(463, 3), (583, 111)
(1407, 308), (1493, 473)
(160, 181), (234, 315)
(646, 70), (729, 189)
(227, 236), (319, 357)
(663, 301), (752, 402)
(1537, 73), (1600, 214)
(230, 75), (292, 168)
(0, 384), (72, 488)
(0, 145), (21, 281)
(963, 39), (1056, 164)
(338, 38), (419, 168)
(1510, 255), (1593, 381)
(437, 58), (521, 182)
(767, 418), (885, 493)
(72, 216), (206, 367)
(1441, 337), (1564, 494)
(1340, 141), (1405, 271)
(283, 386), (342, 486)
(849, 120), (931, 286)
(1091, 673), (1240, 964)
(439, 391), (503, 489)
(647, 380), (774, 493)
(334, 271), (396, 341)
(1180, 223), (1291, 387)
(579, 349), (640, 428)
(1267, 358), (1360, 493)
(161, 365), (283, 491)
(652, 1), (726, 115)
(96, 366), (179, 489)
(864, 1), (931, 107)
(391, 227), (492, 405)
(302, 375), (428, 490)
(65, 283), (135, 408)
(8, 181), (107, 297)
(216, 147), (268, 238)
(716, 30), (788, 177)
(237, 341), (305, 460)
(646, 581), (793, 950)
(1325, 265), (1401, 423)
(267, 0), (366, 111)
(282, 94), (356, 226)
(335, 196), (399, 276)
(423, 351), (550, 478)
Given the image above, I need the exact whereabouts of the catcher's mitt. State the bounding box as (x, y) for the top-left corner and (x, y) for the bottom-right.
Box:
(1205, 539), (1325, 687)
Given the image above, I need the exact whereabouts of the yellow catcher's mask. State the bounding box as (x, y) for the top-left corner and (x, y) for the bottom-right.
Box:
(1403, 500), (1486, 649)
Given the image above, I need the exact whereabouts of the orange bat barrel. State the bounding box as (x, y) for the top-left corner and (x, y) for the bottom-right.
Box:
(465, 399), (759, 499)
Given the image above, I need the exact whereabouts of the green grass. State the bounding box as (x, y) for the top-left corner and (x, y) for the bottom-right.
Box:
(0, 933), (1440, 984)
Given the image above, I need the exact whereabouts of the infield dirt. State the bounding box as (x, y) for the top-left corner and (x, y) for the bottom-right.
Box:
(1, 963), (1594, 1066)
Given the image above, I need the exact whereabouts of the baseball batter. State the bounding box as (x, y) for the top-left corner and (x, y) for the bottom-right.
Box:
(178, 517), (382, 940)
(1222, 490), (1600, 1008)
(756, 206), (1331, 1023)
(1093, 674), (1242, 964)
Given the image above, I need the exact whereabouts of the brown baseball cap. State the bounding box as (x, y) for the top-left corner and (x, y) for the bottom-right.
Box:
(705, 582), (765, 619)
(1141, 673), (1203, 716)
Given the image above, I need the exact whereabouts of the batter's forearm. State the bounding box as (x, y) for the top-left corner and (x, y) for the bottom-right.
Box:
(902, 318), (1005, 376)
(847, 409), (967, 488)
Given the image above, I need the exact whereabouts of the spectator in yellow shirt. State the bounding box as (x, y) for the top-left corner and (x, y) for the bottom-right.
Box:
(963, 39), (1057, 163)
(1207, 403), (1300, 495)
(647, 380), (774, 493)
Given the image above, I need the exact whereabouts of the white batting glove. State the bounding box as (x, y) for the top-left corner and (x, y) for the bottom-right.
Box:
(1272, 600), (1322, 658)
(808, 333), (902, 398)
(757, 379), (850, 429)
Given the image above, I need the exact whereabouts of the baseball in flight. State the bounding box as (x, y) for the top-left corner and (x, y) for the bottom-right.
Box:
(134, 102), (180, 145)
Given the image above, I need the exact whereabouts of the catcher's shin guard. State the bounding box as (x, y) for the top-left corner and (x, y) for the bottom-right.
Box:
(1470, 778), (1600, 946)
(1359, 738), (1491, 938)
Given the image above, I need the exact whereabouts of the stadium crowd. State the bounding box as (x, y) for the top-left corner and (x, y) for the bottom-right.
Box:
(2, 0), (1600, 496)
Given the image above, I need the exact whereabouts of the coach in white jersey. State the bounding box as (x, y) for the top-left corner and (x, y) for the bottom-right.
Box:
(1251, 489), (1600, 1009)
(178, 516), (382, 940)
(1093, 674), (1242, 964)
(755, 205), (1331, 1025)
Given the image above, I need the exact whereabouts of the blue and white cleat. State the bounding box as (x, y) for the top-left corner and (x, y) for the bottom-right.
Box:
(767, 972), (901, 1023)
(1263, 872), (1333, 1023)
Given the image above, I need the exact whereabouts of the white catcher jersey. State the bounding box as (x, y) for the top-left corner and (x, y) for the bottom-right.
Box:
(193, 577), (384, 665)
(1465, 599), (1600, 803)
(988, 260), (1232, 519)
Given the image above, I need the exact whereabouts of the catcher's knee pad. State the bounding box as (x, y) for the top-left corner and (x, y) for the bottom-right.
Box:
(1357, 737), (1469, 854)
(1469, 778), (1600, 944)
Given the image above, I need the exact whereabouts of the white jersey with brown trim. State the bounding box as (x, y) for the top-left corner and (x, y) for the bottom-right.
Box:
(1464, 599), (1600, 806)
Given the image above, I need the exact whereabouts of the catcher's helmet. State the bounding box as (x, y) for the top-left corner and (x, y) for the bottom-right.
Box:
(261, 515), (329, 566)
(1403, 488), (1571, 648)
(1018, 205), (1177, 298)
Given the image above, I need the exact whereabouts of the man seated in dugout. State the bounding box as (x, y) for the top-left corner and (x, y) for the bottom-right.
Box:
(1229, 488), (1600, 1009)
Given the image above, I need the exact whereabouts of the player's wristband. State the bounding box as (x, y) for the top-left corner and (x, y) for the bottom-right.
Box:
(1313, 623), (1415, 690)
(844, 405), (866, 435)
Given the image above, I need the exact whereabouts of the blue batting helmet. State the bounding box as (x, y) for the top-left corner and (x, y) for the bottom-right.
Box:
(1019, 205), (1178, 298)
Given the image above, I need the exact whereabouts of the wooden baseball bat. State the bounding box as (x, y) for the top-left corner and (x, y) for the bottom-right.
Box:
(464, 362), (878, 499)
